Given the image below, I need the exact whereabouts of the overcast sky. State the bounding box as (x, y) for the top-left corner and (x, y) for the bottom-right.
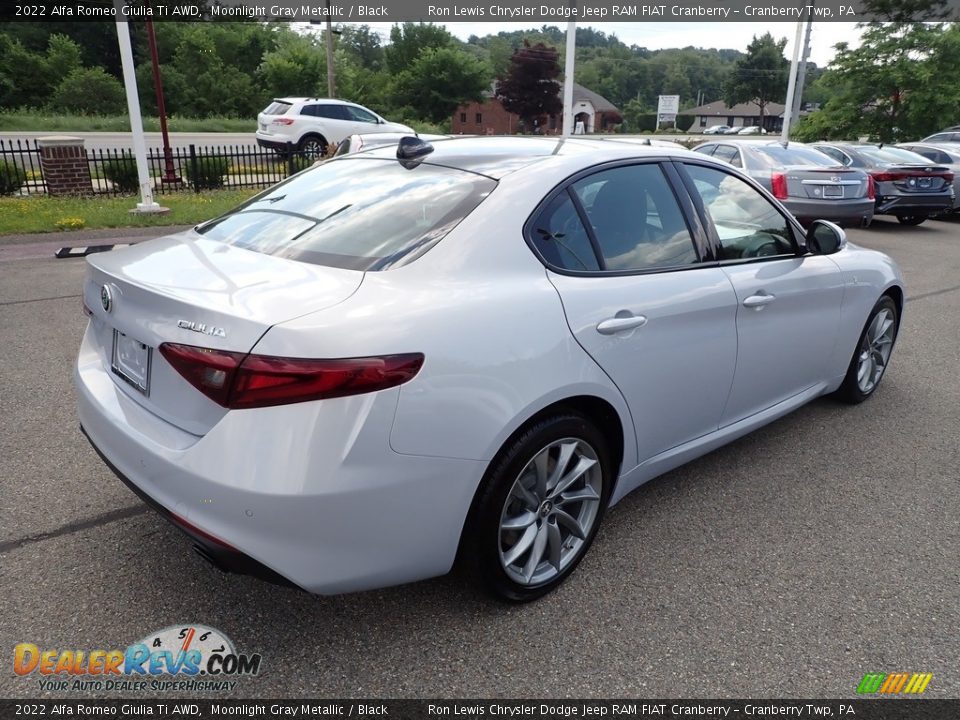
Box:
(356, 21), (861, 67)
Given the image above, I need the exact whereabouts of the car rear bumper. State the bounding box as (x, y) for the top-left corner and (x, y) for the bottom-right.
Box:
(255, 135), (293, 152)
(75, 328), (485, 594)
(785, 198), (875, 227)
(875, 193), (954, 216)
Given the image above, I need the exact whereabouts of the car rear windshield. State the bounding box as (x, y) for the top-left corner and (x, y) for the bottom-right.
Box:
(856, 146), (931, 165)
(752, 145), (837, 167)
(197, 158), (496, 271)
(263, 101), (292, 115)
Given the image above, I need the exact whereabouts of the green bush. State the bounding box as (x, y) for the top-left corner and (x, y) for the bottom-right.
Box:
(185, 155), (231, 190)
(50, 67), (126, 115)
(101, 155), (139, 193)
(0, 160), (27, 195)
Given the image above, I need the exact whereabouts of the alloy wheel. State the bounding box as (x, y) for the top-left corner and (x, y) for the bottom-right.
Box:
(498, 438), (603, 587)
(856, 308), (896, 394)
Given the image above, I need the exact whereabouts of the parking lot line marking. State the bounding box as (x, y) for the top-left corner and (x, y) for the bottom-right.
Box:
(906, 283), (960, 303)
(0, 504), (149, 556)
(0, 293), (80, 307)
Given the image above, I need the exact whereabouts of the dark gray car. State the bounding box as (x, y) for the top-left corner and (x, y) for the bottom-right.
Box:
(895, 142), (960, 212)
(813, 143), (955, 225)
(693, 140), (874, 227)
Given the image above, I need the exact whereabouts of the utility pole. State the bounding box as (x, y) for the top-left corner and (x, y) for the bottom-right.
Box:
(562, 17), (576, 136)
(792, 3), (815, 127)
(325, 0), (336, 97)
(780, 19), (804, 144)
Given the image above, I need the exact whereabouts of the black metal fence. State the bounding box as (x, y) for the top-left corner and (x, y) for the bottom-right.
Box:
(0, 138), (316, 197)
(0, 139), (46, 195)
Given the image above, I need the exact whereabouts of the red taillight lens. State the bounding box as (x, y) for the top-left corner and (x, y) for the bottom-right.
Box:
(867, 175), (876, 199)
(159, 343), (424, 410)
(273, 118), (295, 126)
(770, 173), (788, 199)
(873, 172), (902, 182)
(159, 343), (245, 407)
(943, 172), (955, 182)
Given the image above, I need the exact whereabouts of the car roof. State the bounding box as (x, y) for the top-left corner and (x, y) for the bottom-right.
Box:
(340, 135), (698, 179)
(275, 97), (353, 106)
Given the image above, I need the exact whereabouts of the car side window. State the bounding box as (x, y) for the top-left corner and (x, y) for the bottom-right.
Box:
(819, 146), (853, 166)
(530, 193), (600, 271)
(346, 106), (378, 123)
(570, 164), (698, 271)
(695, 144), (717, 156)
(713, 145), (742, 168)
(684, 164), (795, 261)
(300, 105), (319, 117)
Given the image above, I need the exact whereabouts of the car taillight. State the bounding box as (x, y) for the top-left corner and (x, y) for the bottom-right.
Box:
(159, 343), (424, 410)
(273, 118), (295, 125)
(771, 173), (788, 199)
(873, 172), (907, 182)
(943, 172), (955, 182)
(867, 175), (875, 199)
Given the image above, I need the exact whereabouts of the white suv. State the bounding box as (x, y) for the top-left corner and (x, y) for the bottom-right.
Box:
(255, 98), (414, 157)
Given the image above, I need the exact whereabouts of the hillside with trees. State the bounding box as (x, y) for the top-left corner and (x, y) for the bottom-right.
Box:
(0, 20), (808, 133)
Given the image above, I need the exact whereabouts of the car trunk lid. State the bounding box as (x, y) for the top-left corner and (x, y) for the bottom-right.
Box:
(82, 229), (363, 435)
(784, 167), (869, 200)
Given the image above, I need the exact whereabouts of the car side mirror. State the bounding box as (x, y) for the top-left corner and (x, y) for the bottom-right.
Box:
(806, 219), (847, 255)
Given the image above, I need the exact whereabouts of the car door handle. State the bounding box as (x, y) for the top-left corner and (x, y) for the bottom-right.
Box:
(596, 315), (648, 335)
(743, 293), (776, 308)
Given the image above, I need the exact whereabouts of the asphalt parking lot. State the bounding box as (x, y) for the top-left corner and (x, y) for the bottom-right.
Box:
(1, 216), (958, 699)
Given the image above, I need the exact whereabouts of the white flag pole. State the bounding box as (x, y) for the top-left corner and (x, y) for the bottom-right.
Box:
(115, 6), (166, 213)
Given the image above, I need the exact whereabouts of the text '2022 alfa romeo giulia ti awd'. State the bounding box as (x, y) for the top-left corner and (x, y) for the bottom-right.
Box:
(76, 136), (904, 602)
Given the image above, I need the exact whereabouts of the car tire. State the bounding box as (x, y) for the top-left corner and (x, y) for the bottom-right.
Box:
(298, 134), (328, 159)
(896, 214), (926, 226)
(835, 295), (899, 404)
(461, 412), (613, 603)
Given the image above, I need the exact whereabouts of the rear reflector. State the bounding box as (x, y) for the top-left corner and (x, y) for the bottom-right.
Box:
(159, 343), (424, 410)
(867, 175), (876, 200)
(771, 173), (788, 199)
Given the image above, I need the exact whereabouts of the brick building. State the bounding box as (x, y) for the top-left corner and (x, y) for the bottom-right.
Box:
(452, 83), (621, 136)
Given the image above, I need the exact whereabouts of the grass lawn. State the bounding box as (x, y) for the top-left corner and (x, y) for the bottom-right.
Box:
(0, 111), (252, 134)
(0, 190), (256, 236)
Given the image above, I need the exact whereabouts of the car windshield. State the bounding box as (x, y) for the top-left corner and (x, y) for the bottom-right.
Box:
(197, 158), (496, 271)
(752, 145), (837, 167)
(856, 145), (931, 165)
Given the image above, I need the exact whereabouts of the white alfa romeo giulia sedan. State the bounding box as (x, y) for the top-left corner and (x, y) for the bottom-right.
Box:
(76, 137), (904, 601)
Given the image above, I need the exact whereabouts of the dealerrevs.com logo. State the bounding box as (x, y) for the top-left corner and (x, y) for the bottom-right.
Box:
(13, 624), (262, 692)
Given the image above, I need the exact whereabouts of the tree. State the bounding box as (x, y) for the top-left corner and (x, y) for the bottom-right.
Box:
(724, 33), (789, 126)
(384, 23), (453, 74)
(496, 41), (562, 132)
(393, 47), (491, 124)
(794, 18), (960, 142)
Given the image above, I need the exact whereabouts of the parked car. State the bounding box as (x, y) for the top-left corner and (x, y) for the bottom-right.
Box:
(332, 132), (450, 157)
(693, 140), (874, 227)
(703, 125), (732, 135)
(737, 126), (768, 135)
(256, 97), (414, 158)
(595, 136), (686, 150)
(921, 130), (960, 143)
(76, 136), (903, 601)
(814, 143), (955, 225)
(896, 142), (960, 211)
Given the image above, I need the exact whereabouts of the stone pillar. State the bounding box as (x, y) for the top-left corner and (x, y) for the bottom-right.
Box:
(38, 136), (92, 196)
